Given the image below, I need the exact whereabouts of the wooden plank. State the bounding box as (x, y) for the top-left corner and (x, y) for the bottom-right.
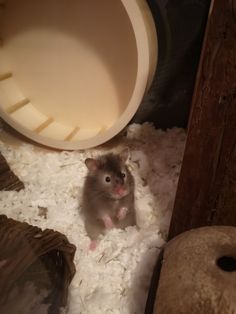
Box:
(212, 130), (236, 225)
(168, 0), (236, 240)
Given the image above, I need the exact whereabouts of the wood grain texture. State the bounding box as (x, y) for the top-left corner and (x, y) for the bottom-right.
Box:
(168, 0), (236, 240)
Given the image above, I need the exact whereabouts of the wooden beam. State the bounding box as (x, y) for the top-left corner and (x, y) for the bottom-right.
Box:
(168, 0), (236, 240)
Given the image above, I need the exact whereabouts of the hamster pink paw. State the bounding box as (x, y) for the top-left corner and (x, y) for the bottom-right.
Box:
(102, 215), (114, 229)
(89, 240), (98, 251)
(117, 207), (128, 220)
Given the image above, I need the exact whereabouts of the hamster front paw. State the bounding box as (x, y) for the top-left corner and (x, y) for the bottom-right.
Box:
(117, 206), (128, 220)
(102, 215), (114, 229)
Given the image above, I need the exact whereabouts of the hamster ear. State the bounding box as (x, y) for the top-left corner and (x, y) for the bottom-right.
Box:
(85, 158), (98, 171)
(120, 147), (130, 163)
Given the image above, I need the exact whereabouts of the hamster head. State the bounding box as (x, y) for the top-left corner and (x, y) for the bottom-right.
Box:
(85, 149), (134, 200)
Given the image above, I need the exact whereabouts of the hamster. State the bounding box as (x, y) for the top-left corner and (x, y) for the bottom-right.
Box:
(82, 148), (136, 248)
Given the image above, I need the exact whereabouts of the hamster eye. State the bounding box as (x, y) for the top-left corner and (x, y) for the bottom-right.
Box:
(121, 172), (126, 178)
(105, 176), (111, 183)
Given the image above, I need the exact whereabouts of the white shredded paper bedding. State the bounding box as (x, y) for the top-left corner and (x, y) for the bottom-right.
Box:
(0, 123), (186, 314)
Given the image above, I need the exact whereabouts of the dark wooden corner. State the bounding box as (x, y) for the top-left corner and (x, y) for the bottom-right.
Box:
(168, 0), (236, 240)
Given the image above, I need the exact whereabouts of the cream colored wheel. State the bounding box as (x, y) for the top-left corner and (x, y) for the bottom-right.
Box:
(0, 0), (157, 150)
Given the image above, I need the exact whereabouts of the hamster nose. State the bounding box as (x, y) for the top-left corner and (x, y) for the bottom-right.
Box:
(115, 178), (123, 185)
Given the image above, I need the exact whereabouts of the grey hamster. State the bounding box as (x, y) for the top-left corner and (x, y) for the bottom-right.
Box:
(82, 148), (136, 242)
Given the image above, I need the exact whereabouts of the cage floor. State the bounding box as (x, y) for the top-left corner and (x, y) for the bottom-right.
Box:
(0, 122), (186, 314)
